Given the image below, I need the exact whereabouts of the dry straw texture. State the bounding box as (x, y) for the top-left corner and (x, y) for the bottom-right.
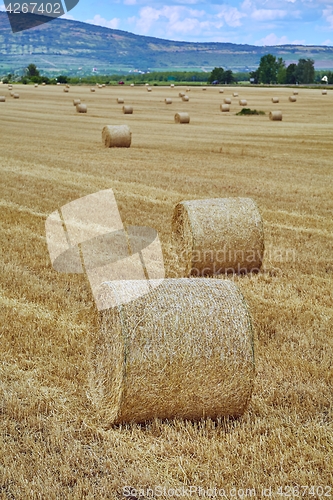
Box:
(73, 99), (81, 106)
(174, 112), (190, 123)
(42, 82), (46, 86)
(130, 83), (134, 87)
(219, 89), (224, 93)
(63, 88), (69, 93)
(202, 87), (207, 90)
(117, 98), (124, 104)
(224, 98), (232, 104)
(293, 90), (298, 95)
(102, 124), (131, 147)
(322, 90), (327, 95)
(34, 84), (38, 88)
(165, 98), (172, 104)
(178, 92), (185, 97)
(172, 197), (264, 276)
(182, 95), (189, 101)
(170, 83), (175, 88)
(0, 96), (5, 102)
(220, 104), (230, 112)
(92, 278), (255, 425)
(13, 93), (19, 99)
(90, 88), (96, 92)
(76, 104), (87, 113)
(289, 96), (297, 102)
(233, 92), (239, 97)
(272, 97), (279, 103)
(122, 105), (133, 114)
(269, 110), (282, 121)
(147, 87), (152, 92)
(239, 99), (247, 106)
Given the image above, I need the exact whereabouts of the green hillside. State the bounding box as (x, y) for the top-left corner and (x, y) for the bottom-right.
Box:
(1, 12), (333, 76)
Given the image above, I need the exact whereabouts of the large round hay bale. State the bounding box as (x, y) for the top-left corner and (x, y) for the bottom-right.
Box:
(269, 110), (282, 121)
(66, 84), (70, 89)
(76, 104), (87, 113)
(289, 96), (297, 102)
(56, 82), (61, 86)
(92, 278), (255, 424)
(98, 84), (103, 89)
(102, 124), (131, 148)
(272, 97), (279, 103)
(117, 98), (124, 104)
(172, 198), (264, 276)
(102, 84), (106, 87)
(293, 90), (298, 95)
(182, 95), (189, 101)
(186, 88), (190, 92)
(130, 83), (134, 87)
(73, 98), (81, 106)
(170, 83), (175, 88)
(322, 90), (327, 95)
(174, 112), (190, 124)
(0, 96), (6, 102)
(224, 98), (231, 104)
(219, 89), (224, 93)
(165, 98), (172, 104)
(122, 105), (133, 114)
(63, 88), (69, 93)
(147, 87), (152, 92)
(233, 92), (239, 97)
(220, 104), (230, 112)
(239, 99), (247, 106)
(42, 82), (46, 86)
(178, 92), (185, 97)
(202, 87), (207, 90)
(90, 88), (96, 92)
(34, 83), (38, 88)
(13, 93), (19, 99)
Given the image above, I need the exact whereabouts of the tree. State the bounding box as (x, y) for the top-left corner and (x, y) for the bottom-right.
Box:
(208, 67), (225, 84)
(286, 63), (297, 84)
(258, 54), (279, 84)
(26, 64), (40, 78)
(224, 69), (234, 84)
(56, 75), (70, 84)
(294, 58), (315, 84)
(276, 57), (286, 84)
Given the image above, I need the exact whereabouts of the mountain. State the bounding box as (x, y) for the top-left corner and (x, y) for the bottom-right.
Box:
(1, 12), (333, 76)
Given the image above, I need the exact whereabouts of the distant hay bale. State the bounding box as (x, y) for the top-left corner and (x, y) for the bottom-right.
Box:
(219, 89), (224, 93)
(102, 84), (106, 87)
(272, 97), (279, 103)
(122, 105), (133, 114)
(186, 88), (190, 92)
(178, 92), (185, 97)
(147, 87), (152, 92)
(102, 124), (131, 148)
(0, 96), (6, 102)
(224, 98), (231, 104)
(182, 95), (189, 101)
(130, 83), (134, 87)
(322, 90), (327, 95)
(220, 104), (230, 112)
(174, 112), (190, 124)
(73, 98), (81, 106)
(13, 93), (19, 99)
(63, 88), (69, 92)
(34, 83), (38, 88)
(172, 197), (264, 276)
(66, 84), (70, 88)
(42, 82), (46, 86)
(202, 87), (207, 90)
(170, 84), (175, 88)
(145, 83), (149, 86)
(76, 104), (87, 113)
(92, 278), (255, 424)
(289, 96), (297, 102)
(165, 98), (172, 104)
(293, 90), (298, 95)
(117, 98), (124, 104)
(8, 85), (12, 90)
(269, 110), (282, 121)
(90, 88), (96, 92)
(98, 85), (103, 89)
(233, 92), (239, 97)
(10, 92), (14, 97)
(239, 99), (247, 106)
(56, 82), (61, 85)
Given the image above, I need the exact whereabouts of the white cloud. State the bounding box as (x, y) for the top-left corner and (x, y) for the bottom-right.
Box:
(132, 5), (207, 34)
(321, 38), (332, 45)
(251, 9), (287, 21)
(323, 7), (333, 27)
(255, 33), (305, 45)
(86, 14), (120, 29)
(216, 6), (246, 27)
(123, 0), (137, 5)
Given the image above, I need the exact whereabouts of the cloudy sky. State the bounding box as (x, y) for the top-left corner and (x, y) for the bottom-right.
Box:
(2, 0), (333, 45)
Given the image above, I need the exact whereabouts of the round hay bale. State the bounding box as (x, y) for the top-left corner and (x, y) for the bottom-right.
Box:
(102, 125), (131, 148)
(269, 110), (282, 121)
(42, 82), (46, 86)
(92, 278), (255, 424)
(186, 88), (190, 92)
(172, 198), (264, 276)
(0, 96), (6, 102)
(98, 84), (103, 89)
(272, 97), (279, 103)
(224, 98), (231, 104)
(66, 84), (70, 89)
(145, 83), (149, 86)
(182, 95), (189, 101)
(178, 92), (185, 97)
(8, 85), (13, 90)
(63, 88), (69, 93)
(13, 93), (19, 99)
(202, 87), (207, 90)
(10, 92), (14, 97)
(34, 83), (38, 88)
(73, 98), (81, 106)
(220, 104), (230, 112)
(90, 88), (96, 92)
(322, 90), (327, 95)
(122, 105), (133, 114)
(289, 96), (297, 102)
(117, 98), (124, 104)
(76, 104), (87, 113)
(56, 82), (61, 85)
(239, 99), (247, 106)
(170, 83), (175, 88)
(233, 92), (239, 97)
(165, 98), (172, 104)
(293, 90), (298, 95)
(219, 89), (224, 93)
(147, 87), (152, 92)
(174, 112), (190, 124)
(102, 84), (106, 87)
(130, 83), (134, 87)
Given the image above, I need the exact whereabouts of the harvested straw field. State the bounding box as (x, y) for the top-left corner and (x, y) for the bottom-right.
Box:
(0, 84), (332, 498)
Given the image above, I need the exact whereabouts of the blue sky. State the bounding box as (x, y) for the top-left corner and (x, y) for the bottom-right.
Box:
(2, 0), (333, 45)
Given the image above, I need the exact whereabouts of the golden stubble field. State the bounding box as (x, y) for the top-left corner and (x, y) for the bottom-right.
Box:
(0, 83), (332, 499)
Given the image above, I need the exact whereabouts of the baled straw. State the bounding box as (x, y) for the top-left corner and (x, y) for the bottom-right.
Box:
(34, 83), (38, 88)
(172, 197), (264, 276)
(202, 87), (207, 90)
(76, 104), (87, 113)
(63, 88), (69, 92)
(179, 92), (185, 97)
(219, 89), (224, 93)
(182, 95), (189, 101)
(42, 82), (46, 86)
(66, 84), (70, 89)
(10, 92), (14, 97)
(90, 88), (96, 92)
(56, 82), (61, 85)
(239, 99), (247, 106)
(233, 92), (239, 97)
(102, 84), (106, 87)
(122, 105), (133, 114)
(73, 99), (81, 106)
(269, 110), (282, 121)
(293, 90), (298, 95)
(117, 98), (124, 104)
(174, 112), (190, 124)
(13, 93), (19, 99)
(289, 96), (296, 102)
(224, 98), (231, 104)
(0, 96), (6, 102)
(165, 98), (172, 104)
(322, 90), (327, 95)
(147, 87), (152, 92)
(92, 278), (255, 424)
(145, 83), (149, 86)
(98, 85), (103, 89)
(186, 88), (190, 92)
(170, 84), (175, 88)
(272, 97), (279, 103)
(102, 125), (131, 147)
(220, 104), (230, 112)
(130, 83), (134, 87)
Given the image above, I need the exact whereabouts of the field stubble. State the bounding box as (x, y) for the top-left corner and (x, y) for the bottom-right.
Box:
(0, 84), (332, 498)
